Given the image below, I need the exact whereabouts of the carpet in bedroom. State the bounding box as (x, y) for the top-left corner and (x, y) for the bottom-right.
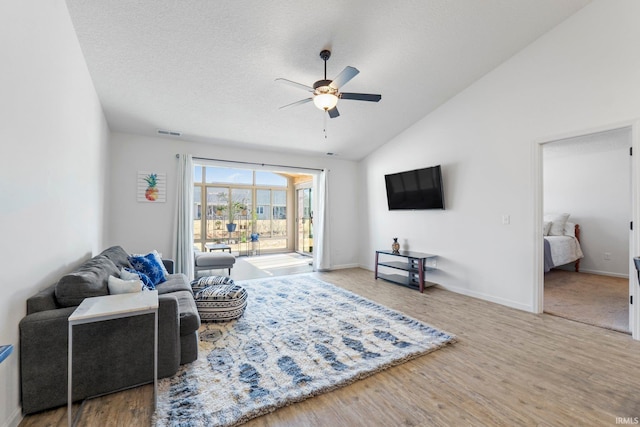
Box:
(544, 270), (629, 333)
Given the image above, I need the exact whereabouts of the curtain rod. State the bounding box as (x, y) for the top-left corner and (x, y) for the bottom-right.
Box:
(180, 155), (324, 172)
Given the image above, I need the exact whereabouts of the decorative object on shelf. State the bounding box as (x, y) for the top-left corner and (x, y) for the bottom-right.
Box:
(250, 233), (259, 242)
(392, 237), (400, 253)
(226, 223), (237, 232)
(137, 171), (166, 203)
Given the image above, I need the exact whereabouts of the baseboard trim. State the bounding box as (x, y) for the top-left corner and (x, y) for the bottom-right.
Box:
(358, 265), (533, 312)
(3, 406), (22, 427)
(434, 283), (533, 312)
(574, 268), (629, 279)
(328, 263), (360, 270)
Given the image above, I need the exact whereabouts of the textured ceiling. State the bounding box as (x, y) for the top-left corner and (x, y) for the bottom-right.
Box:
(65, 0), (590, 160)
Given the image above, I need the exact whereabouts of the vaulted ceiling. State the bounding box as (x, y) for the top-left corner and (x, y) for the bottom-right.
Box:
(65, 0), (590, 160)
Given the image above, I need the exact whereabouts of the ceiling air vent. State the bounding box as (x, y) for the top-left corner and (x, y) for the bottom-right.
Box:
(157, 129), (182, 137)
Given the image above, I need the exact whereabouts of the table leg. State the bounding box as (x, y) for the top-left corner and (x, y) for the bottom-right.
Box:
(68, 323), (72, 427)
(154, 310), (158, 410)
(374, 252), (379, 279)
(418, 259), (425, 293)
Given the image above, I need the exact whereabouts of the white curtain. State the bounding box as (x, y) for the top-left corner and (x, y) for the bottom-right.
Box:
(313, 169), (330, 271)
(174, 154), (194, 279)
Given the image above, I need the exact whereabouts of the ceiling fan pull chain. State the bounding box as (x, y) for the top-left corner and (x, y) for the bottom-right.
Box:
(323, 114), (328, 139)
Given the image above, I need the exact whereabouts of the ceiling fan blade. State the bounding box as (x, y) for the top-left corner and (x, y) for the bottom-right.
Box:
(279, 98), (312, 109)
(327, 106), (340, 119)
(329, 66), (359, 89)
(275, 78), (314, 92)
(339, 92), (382, 102)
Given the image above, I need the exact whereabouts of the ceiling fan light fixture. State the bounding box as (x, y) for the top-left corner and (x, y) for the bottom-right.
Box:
(313, 93), (338, 111)
(313, 82), (338, 111)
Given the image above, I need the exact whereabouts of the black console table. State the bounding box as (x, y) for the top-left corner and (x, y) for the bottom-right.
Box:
(375, 250), (437, 293)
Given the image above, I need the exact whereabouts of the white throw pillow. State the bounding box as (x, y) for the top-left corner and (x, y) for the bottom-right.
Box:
(120, 267), (140, 281)
(108, 275), (143, 294)
(544, 213), (570, 236)
(543, 221), (552, 236)
(564, 221), (576, 238)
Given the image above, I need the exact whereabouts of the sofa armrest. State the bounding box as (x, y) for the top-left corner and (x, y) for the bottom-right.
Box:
(162, 259), (174, 274)
(20, 306), (76, 414)
(26, 283), (59, 314)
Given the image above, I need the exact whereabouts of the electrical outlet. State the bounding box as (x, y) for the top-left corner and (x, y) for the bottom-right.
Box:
(604, 252), (611, 261)
(502, 214), (510, 225)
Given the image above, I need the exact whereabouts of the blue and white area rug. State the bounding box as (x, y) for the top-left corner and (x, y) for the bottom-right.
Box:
(154, 274), (455, 427)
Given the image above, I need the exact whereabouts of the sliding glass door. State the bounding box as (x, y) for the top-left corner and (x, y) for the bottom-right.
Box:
(296, 187), (313, 255)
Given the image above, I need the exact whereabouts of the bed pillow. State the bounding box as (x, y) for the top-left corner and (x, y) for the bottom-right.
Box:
(543, 221), (552, 236)
(544, 213), (570, 236)
(564, 222), (576, 238)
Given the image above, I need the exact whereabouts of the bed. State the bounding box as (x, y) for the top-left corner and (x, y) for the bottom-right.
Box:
(544, 223), (584, 273)
(543, 213), (584, 272)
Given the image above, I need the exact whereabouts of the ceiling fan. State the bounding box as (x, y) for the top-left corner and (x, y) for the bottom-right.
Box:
(276, 50), (381, 118)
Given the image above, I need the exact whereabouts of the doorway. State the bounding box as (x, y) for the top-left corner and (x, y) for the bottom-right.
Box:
(296, 186), (313, 255)
(536, 123), (639, 339)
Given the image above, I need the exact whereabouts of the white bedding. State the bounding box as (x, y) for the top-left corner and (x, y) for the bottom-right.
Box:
(544, 235), (584, 267)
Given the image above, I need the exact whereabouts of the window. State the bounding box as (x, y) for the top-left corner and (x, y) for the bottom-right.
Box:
(256, 171), (287, 187)
(273, 206), (286, 219)
(205, 166), (253, 185)
(193, 166), (292, 252)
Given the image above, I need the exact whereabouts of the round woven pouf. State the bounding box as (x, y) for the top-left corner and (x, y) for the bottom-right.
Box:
(191, 276), (247, 322)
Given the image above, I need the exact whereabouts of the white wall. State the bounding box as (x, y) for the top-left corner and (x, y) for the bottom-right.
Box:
(0, 1), (109, 426)
(359, 0), (640, 311)
(107, 132), (360, 269)
(544, 128), (631, 277)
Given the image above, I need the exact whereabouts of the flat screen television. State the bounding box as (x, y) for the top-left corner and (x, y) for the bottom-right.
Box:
(385, 165), (444, 210)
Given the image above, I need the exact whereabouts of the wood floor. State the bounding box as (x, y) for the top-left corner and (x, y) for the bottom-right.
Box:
(20, 268), (640, 426)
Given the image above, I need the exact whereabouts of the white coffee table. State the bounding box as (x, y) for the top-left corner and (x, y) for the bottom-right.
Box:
(68, 290), (159, 427)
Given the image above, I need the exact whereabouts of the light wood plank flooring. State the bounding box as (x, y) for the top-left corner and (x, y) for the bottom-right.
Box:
(20, 268), (640, 426)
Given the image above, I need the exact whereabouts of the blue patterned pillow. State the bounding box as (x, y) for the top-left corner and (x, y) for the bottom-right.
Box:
(124, 267), (155, 290)
(128, 253), (166, 286)
(130, 250), (168, 276)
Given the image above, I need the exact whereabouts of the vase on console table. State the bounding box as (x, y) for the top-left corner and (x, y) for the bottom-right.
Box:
(392, 238), (400, 253)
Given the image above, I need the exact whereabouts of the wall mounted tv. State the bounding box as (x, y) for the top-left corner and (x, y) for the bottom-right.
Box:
(385, 165), (445, 210)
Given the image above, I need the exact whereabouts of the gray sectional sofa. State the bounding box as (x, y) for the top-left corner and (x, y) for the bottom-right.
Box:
(19, 246), (200, 415)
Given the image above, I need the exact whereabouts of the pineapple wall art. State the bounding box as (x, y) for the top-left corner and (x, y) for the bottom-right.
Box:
(137, 172), (166, 203)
